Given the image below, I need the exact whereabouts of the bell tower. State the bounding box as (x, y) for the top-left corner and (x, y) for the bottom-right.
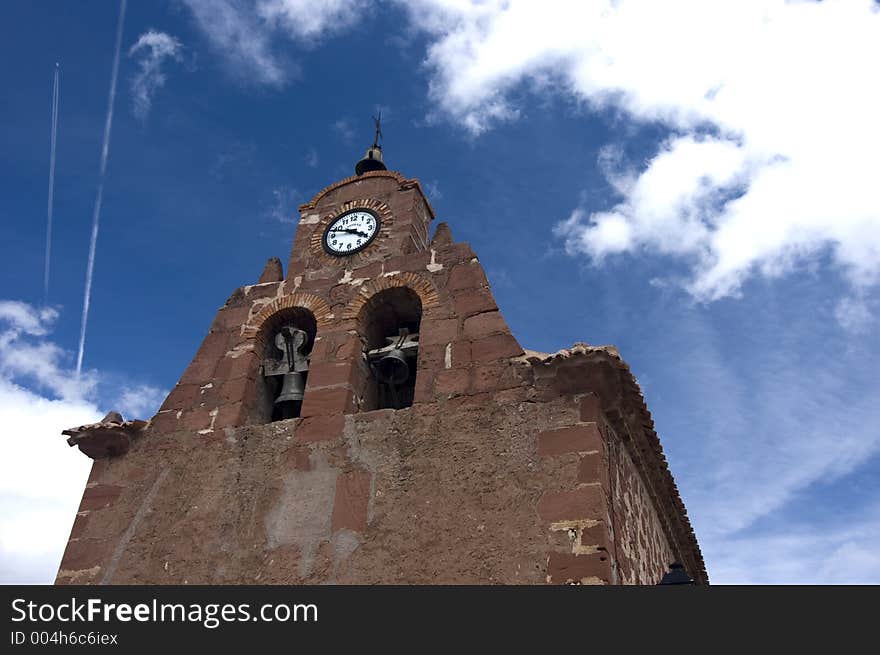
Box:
(55, 126), (707, 585)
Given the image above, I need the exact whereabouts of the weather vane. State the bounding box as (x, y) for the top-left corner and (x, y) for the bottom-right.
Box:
(372, 111), (383, 148)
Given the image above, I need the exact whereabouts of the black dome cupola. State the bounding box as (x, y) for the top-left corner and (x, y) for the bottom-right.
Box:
(355, 112), (387, 176)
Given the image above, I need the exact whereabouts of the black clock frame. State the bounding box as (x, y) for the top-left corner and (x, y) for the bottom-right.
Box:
(321, 208), (382, 257)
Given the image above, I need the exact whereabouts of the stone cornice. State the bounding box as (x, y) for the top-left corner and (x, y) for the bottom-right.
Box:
(298, 170), (436, 220)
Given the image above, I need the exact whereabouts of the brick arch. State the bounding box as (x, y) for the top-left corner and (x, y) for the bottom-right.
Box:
(242, 292), (333, 352)
(343, 272), (440, 322)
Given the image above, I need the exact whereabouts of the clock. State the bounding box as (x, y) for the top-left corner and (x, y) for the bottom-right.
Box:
(321, 209), (381, 256)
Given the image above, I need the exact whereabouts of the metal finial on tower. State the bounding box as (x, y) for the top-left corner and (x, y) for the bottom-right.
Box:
(356, 112), (387, 176)
(372, 111), (383, 148)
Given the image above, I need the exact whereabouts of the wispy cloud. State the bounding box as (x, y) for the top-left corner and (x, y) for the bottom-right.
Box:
(304, 146), (318, 168)
(183, 0), (287, 86)
(423, 179), (442, 201)
(256, 0), (368, 40)
(266, 186), (300, 224)
(333, 118), (354, 143)
(128, 30), (183, 120)
(113, 384), (168, 419)
(648, 302), (880, 582)
(834, 296), (874, 334)
(707, 508), (880, 585)
(211, 140), (257, 180)
(181, 0), (367, 86)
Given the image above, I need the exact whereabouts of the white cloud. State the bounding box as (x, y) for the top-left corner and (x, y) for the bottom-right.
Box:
(0, 380), (98, 583)
(0, 301), (58, 336)
(182, 0), (366, 85)
(394, 0), (880, 302)
(0, 301), (97, 401)
(128, 30), (183, 120)
(0, 301), (165, 583)
(181, 1), (880, 302)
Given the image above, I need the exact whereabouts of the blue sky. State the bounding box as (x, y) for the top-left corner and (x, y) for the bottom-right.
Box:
(2, 0), (879, 584)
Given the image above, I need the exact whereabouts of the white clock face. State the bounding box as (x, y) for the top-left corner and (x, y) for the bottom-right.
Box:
(322, 210), (380, 256)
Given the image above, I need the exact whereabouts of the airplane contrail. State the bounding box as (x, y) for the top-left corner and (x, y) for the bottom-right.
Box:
(76, 0), (127, 377)
(44, 63), (60, 304)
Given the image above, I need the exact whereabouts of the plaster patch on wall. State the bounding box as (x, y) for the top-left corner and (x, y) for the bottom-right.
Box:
(426, 249), (443, 273)
(342, 415), (381, 524)
(264, 453), (338, 578)
(197, 408), (219, 435)
(444, 343), (452, 369)
(58, 566), (101, 583)
(247, 298), (274, 323)
(329, 528), (361, 582)
(242, 282), (280, 297)
(338, 269), (368, 287)
(225, 341), (255, 358)
(300, 214), (320, 225)
(550, 519), (603, 556)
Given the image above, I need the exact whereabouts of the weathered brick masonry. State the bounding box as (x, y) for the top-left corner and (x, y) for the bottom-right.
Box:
(56, 170), (706, 585)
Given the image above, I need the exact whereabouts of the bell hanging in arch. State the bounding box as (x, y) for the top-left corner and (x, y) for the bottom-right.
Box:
(273, 372), (305, 420)
(275, 372), (305, 405)
(375, 349), (409, 385)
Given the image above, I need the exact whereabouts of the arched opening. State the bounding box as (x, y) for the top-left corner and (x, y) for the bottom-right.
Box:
(255, 307), (317, 422)
(358, 287), (421, 411)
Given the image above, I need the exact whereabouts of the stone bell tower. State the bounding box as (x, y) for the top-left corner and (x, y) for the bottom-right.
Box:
(56, 129), (707, 585)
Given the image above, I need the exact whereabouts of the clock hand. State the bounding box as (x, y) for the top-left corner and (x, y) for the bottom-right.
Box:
(330, 228), (370, 238)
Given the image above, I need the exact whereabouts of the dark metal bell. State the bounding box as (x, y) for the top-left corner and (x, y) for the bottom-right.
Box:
(355, 145), (387, 176)
(375, 349), (409, 385)
(275, 372), (305, 405)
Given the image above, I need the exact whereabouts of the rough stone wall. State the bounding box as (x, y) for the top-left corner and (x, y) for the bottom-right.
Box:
(55, 171), (706, 585)
(605, 421), (676, 584)
(57, 392), (626, 584)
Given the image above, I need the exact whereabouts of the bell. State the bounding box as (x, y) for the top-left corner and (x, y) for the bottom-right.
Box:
(275, 372), (305, 405)
(375, 349), (409, 385)
(355, 145), (387, 176)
